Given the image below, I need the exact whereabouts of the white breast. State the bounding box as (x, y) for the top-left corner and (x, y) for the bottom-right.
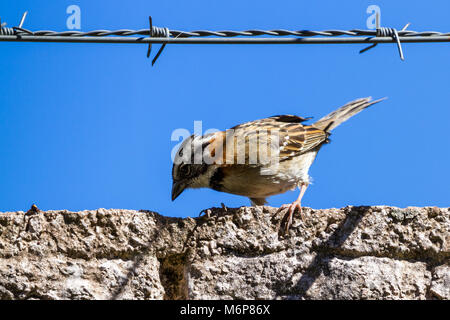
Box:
(221, 151), (318, 199)
(269, 151), (318, 185)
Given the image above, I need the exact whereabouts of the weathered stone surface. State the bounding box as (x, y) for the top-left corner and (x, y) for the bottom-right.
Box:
(430, 264), (450, 299)
(0, 206), (448, 300)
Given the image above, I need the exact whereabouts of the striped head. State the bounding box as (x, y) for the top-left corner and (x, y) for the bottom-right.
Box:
(171, 134), (217, 201)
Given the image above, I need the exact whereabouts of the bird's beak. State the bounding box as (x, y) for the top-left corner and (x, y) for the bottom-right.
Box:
(171, 181), (187, 201)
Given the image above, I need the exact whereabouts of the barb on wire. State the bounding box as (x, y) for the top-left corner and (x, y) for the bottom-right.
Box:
(146, 16), (169, 65)
(1, 11), (450, 65)
(359, 12), (408, 60)
(0, 11), (33, 36)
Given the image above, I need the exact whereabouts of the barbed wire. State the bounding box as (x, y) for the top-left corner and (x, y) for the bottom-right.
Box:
(4, 27), (450, 38)
(1, 12), (449, 65)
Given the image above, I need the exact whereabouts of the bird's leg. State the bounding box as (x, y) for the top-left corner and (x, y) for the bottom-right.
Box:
(277, 184), (308, 233)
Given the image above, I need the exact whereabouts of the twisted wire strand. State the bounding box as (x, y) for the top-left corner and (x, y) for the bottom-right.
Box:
(2, 12), (449, 65)
(0, 24), (15, 35)
(3, 27), (450, 38)
(2, 20), (449, 64)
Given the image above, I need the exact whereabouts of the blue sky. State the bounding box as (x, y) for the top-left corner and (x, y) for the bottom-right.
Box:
(0, 1), (449, 217)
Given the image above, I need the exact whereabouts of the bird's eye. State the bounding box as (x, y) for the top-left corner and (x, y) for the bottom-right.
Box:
(179, 165), (191, 177)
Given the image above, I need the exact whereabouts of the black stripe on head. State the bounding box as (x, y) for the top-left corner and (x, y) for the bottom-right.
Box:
(270, 115), (312, 123)
(209, 167), (224, 191)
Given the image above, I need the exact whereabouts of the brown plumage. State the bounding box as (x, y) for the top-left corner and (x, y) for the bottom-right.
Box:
(172, 97), (385, 232)
(200, 116), (327, 166)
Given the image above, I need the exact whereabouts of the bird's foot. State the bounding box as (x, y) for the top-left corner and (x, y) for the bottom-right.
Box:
(199, 209), (212, 218)
(220, 203), (228, 212)
(199, 203), (229, 218)
(276, 200), (304, 234)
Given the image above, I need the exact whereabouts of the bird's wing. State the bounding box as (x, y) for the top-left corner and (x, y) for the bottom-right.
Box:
(257, 116), (328, 161)
(203, 116), (328, 165)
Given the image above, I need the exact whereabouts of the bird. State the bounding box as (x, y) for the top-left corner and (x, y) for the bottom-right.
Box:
(172, 97), (385, 231)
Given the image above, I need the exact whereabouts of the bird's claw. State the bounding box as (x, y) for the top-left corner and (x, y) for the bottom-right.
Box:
(199, 209), (212, 218)
(221, 203), (228, 212)
(276, 201), (304, 235)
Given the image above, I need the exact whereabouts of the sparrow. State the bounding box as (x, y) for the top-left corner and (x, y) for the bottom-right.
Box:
(172, 97), (384, 230)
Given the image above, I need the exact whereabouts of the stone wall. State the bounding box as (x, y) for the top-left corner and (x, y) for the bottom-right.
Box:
(0, 206), (448, 300)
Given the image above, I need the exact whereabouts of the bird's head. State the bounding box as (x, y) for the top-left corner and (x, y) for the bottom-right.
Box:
(171, 134), (217, 201)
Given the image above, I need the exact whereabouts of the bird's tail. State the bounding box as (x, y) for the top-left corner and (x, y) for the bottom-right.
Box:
(313, 97), (386, 132)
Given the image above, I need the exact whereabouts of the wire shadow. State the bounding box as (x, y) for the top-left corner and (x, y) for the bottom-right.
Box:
(109, 210), (180, 300)
(109, 208), (236, 300)
(290, 206), (371, 299)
